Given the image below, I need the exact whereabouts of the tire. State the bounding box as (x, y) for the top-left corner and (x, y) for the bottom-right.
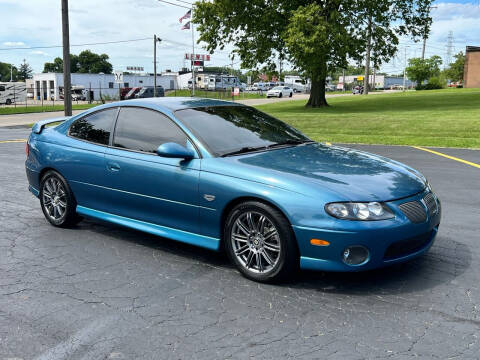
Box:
(279, 93), (283, 98)
(39, 170), (82, 227)
(289, 92), (293, 97)
(224, 201), (299, 283)
(6, 99), (12, 105)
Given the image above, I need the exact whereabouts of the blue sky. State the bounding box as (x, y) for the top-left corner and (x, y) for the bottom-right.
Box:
(0, 0), (479, 75)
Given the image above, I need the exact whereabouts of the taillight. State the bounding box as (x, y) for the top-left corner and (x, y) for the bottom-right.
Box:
(26, 142), (29, 157)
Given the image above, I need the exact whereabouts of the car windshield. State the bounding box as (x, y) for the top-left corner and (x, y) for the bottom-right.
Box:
(175, 106), (310, 157)
(271, 86), (283, 90)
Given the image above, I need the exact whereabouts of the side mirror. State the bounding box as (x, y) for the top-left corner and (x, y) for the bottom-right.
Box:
(156, 142), (195, 160)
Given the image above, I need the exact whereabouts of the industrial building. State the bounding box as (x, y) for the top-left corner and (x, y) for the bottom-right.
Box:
(464, 46), (480, 88)
(338, 75), (415, 90)
(30, 72), (178, 101)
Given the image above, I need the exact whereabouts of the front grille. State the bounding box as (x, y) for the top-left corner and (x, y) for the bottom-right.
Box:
(384, 231), (433, 260)
(399, 201), (426, 223)
(423, 192), (438, 217)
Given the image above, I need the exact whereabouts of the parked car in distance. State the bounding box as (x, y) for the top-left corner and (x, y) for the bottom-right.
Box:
(26, 98), (440, 283)
(352, 85), (364, 94)
(124, 87), (141, 100)
(135, 86), (165, 98)
(266, 86), (293, 98)
(120, 87), (132, 100)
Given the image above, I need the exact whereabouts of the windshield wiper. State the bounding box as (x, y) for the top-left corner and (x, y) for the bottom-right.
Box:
(266, 139), (315, 149)
(221, 146), (267, 157)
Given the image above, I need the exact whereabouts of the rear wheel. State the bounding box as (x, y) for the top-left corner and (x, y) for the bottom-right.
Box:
(40, 170), (82, 227)
(224, 201), (298, 282)
(6, 99), (12, 105)
(279, 93), (283, 98)
(289, 92), (293, 97)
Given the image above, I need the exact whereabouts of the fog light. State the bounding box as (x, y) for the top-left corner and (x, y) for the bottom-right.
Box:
(342, 246), (369, 265)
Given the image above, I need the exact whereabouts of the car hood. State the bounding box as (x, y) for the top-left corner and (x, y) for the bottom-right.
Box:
(204, 143), (426, 202)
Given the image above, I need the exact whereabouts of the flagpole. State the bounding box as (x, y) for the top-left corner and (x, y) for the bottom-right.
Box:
(191, 7), (195, 97)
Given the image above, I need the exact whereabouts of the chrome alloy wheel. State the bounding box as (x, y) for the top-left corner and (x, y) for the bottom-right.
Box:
(42, 177), (67, 221)
(230, 211), (281, 274)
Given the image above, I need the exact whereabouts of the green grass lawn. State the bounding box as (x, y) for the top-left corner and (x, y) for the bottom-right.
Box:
(255, 88), (480, 149)
(166, 89), (265, 100)
(0, 103), (96, 116)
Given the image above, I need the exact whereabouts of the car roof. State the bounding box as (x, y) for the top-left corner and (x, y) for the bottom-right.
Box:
(105, 97), (242, 111)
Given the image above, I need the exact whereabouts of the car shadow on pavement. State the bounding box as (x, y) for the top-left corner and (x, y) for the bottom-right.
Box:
(292, 235), (471, 295)
(76, 220), (470, 295)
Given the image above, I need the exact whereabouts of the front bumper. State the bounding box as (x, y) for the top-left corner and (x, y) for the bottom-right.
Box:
(293, 189), (441, 272)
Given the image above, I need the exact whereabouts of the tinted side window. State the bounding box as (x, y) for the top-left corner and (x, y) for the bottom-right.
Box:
(69, 108), (117, 145)
(113, 107), (187, 153)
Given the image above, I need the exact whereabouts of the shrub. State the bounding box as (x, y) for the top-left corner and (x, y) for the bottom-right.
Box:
(416, 76), (446, 90)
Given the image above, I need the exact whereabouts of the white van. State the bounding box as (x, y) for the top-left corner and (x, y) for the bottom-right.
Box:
(0, 82), (27, 105)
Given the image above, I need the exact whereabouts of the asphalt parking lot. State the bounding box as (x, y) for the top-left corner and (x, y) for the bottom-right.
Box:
(1, 126), (479, 359)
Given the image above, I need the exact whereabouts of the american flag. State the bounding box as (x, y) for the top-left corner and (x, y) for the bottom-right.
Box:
(179, 9), (191, 23)
(181, 21), (191, 30)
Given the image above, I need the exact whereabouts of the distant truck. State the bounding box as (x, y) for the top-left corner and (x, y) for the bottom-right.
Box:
(0, 82), (27, 105)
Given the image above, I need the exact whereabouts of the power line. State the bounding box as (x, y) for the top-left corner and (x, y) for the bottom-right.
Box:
(157, 0), (191, 9)
(0, 37), (151, 51)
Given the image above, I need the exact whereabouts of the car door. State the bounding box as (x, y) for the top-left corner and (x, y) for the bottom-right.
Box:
(104, 106), (201, 234)
(61, 107), (118, 211)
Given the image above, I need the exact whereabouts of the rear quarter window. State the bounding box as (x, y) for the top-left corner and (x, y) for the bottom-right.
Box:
(69, 108), (118, 145)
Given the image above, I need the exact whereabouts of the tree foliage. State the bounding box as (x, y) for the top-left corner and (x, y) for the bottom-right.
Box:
(43, 50), (112, 74)
(0, 62), (18, 82)
(17, 60), (33, 81)
(406, 55), (442, 85)
(193, 0), (433, 107)
(444, 52), (465, 82)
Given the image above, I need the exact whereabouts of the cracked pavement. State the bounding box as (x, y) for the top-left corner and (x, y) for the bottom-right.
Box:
(0, 127), (479, 359)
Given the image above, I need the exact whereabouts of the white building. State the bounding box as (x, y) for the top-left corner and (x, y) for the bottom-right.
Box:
(338, 75), (415, 89)
(31, 72), (178, 100)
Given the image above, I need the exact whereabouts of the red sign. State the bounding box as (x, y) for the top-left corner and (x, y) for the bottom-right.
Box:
(185, 53), (211, 61)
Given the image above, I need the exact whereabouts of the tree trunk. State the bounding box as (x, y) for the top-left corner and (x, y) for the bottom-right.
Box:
(306, 78), (328, 107)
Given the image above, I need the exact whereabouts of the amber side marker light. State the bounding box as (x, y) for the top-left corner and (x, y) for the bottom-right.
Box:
(310, 239), (330, 246)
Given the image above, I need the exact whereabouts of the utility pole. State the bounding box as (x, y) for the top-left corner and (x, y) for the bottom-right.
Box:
(61, 0), (72, 116)
(422, 6), (437, 60)
(191, 7), (195, 96)
(342, 68), (346, 93)
(363, 16), (372, 95)
(446, 31), (454, 69)
(153, 35), (161, 97)
(10, 64), (13, 82)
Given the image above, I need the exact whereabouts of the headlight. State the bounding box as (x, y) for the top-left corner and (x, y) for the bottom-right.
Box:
(325, 202), (394, 221)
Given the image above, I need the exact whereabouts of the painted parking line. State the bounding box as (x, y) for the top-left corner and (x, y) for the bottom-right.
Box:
(0, 139), (27, 143)
(412, 146), (480, 169)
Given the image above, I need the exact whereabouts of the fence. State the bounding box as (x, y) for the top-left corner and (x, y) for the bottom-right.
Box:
(0, 84), (284, 112)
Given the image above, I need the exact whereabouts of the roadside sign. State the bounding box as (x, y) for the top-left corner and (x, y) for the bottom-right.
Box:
(232, 87), (240, 96)
(114, 71), (124, 84)
(185, 53), (211, 61)
(357, 76), (364, 81)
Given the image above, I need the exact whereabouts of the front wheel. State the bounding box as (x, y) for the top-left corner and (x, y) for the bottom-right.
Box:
(5, 99), (12, 105)
(40, 170), (82, 227)
(289, 92), (293, 97)
(224, 201), (298, 282)
(279, 93), (283, 98)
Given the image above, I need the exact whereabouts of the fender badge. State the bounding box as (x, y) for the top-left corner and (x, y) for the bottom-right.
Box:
(203, 194), (215, 202)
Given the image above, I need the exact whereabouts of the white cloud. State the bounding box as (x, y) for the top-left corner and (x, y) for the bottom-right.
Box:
(3, 41), (25, 46)
(30, 50), (49, 56)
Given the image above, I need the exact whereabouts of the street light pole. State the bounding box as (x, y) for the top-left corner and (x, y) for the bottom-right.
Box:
(61, 0), (72, 116)
(153, 35), (161, 97)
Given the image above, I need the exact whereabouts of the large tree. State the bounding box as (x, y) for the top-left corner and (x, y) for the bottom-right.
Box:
(43, 50), (112, 74)
(406, 55), (442, 85)
(193, 0), (433, 107)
